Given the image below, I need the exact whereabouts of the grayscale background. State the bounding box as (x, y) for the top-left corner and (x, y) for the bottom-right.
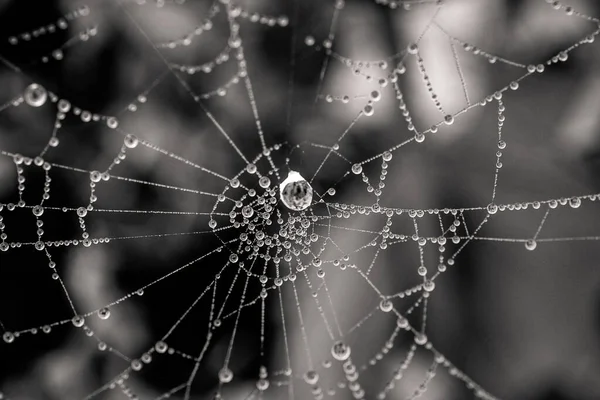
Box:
(0, 0), (600, 399)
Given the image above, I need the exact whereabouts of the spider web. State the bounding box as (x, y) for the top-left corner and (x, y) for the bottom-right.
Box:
(1, 0), (600, 399)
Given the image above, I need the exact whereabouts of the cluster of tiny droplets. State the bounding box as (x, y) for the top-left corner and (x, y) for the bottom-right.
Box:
(125, 94), (148, 113)
(1, 1), (600, 400)
(132, 0), (189, 7)
(6, 3), (98, 66)
(159, 3), (287, 100)
(7, 5), (91, 46)
(373, 0), (441, 10)
(38, 25), (99, 65)
(170, 45), (232, 74)
(412, 43), (446, 115)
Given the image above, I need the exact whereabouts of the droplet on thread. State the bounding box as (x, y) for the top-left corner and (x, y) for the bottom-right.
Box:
(106, 117), (119, 129)
(379, 299), (393, 312)
(219, 367), (234, 383)
(24, 84), (48, 107)
(124, 134), (139, 149)
(304, 370), (320, 385)
(569, 197), (581, 208)
(279, 171), (313, 211)
(525, 239), (537, 251)
(3, 332), (15, 343)
(331, 341), (351, 361)
(71, 315), (85, 327)
(98, 307), (111, 320)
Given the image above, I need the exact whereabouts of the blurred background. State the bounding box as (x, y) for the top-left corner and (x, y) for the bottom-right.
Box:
(0, 0), (600, 399)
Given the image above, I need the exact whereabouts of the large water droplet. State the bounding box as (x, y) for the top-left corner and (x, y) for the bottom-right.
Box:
(98, 307), (111, 320)
(331, 341), (351, 361)
(3, 332), (15, 343)
(219, 367), (234, 383)
(24, 84), (47, 107)
(279, 171), (313, 211)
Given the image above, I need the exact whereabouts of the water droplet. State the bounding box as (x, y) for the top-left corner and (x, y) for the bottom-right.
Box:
(219, 367), (234, 383)
(397, 317), (408, 328)
(131, 359), (143, 371)
(370, 90), (381, 102)
(3, 332), (14, 343)
(259, 176), (271, 188)
(423, 280), (435, 292)
(525, 239), (537, 251)
(71, 315), (85, 327)
(331, 341), (351, 361)
(277, 16), (289, 27)
(407, 43), (419, 55)
(242, 206), (254, 218)
(90, 171), (102, 183)
(32, 205), (44, 216)
(304, 370), (320, 385)
(98, 307), (111, 320)
(106, 117), (119, 129)
(444, 114), (454, 125)
(352, 164), (362, 175)
(256, 378), (270, 391)
(569, 197), (581, 208)
(414, 333), (428, 345)
(77, 207), (87, 217)
(155, 341), (168, 353)
(58, 99), (71, 112)
(279, 171), (313, 211)
(124, 134), (139, 148)
(24, 84), (47, 107)
(52, 49), (63, 60)
(558, 52), (568, 62)
(228, 36), (241, 48)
